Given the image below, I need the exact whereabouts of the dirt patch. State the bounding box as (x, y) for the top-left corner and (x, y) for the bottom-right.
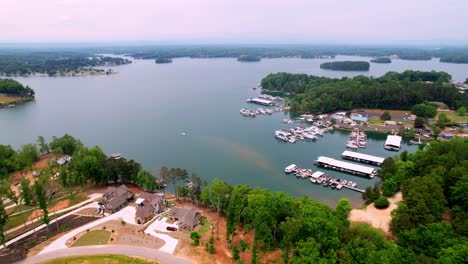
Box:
(66, 220), (164, 250)
(349, 192), (402, 233)
(27, 199), (71, 221)
(10, 153), (56, 196)
(0, 214), (98, 263)
(174, 201), (280, 264)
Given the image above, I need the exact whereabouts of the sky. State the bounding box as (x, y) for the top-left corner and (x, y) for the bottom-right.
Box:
(1, 0), (467, 44)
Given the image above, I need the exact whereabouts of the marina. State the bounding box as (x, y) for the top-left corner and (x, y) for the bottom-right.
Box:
(274, 125), (332, 143)
(284, 164), (365, 193)
(341, 150), (385, 166)
(314, 156), (378, 178)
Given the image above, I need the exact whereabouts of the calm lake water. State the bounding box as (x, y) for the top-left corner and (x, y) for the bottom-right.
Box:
(2, 55), (468, 207)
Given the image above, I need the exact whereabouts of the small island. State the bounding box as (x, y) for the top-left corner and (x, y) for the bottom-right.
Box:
(370, 57), (392, 63)
(398, 54), (432, 61)
(0, 78), (35, 108)
(155, 57), (173, 64)
(320, 61), (370, 71)
(237, 55), (261, 62)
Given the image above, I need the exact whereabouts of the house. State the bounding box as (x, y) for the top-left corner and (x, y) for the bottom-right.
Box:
(168, 207), (201, 231)
(384, 120), (397, 126)
(103, 185), (133, 213)
(135, 201), (155, 224)
(134, 192), (167, 224)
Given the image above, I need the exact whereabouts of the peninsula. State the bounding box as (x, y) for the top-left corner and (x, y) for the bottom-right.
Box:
(237, 55), (261, 62)
(0, 78), (35, 107)
(155, 57), (173, 64)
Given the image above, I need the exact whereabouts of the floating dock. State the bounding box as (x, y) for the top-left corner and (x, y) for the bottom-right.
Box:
(314, 156), (377, 178)
(341, 150), (385, 166)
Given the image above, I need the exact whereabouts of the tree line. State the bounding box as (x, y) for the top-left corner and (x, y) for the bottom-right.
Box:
(0, 78), (35, 97)
(440, 54), (468, 64)
(0, 51), (130, 76)
(260, 70), (467, 114)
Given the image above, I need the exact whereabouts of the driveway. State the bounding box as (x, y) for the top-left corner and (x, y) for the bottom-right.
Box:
(17, 245), (193, 264)
(144, 217), (179, 254)
(40, 206), (137, 255)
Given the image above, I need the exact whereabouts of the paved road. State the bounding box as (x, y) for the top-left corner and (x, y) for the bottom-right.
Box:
(0, 193), (102, 251)
(16, 245), (193, 264)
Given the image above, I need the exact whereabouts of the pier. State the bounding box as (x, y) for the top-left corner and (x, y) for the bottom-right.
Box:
(341, 150), (385, 166)
(314, 156), (377, 178)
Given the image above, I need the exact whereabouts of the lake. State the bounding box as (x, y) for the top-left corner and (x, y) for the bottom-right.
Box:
(2, 55), (468, 207)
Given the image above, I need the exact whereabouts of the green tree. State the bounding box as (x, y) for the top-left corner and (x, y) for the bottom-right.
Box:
(15, 144), (39, 171)
(411, 103), (437, 118)
(36, 136), (49, 154)
(456, 106), (466, 116)
(380, 111), (391, 121)
(190, 231), (201, 246)
(49, 134), (82, 155)
(436, 113), (451, 128)
(414, 116), (426, 128)
(201, 178), (231, 239)
(335, 198), (352, 228)
(0, 198), (8, 247)
(374, 196), (390, 209)
(33, 180), (49, 225)
(20, 178), (32, 205)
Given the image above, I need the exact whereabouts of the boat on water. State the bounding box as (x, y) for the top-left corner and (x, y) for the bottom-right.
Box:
(346, 141), (359, 149)
(410, 137), (422, 145)
(180, 132), (187, 136)
(284, 164), (298, 173)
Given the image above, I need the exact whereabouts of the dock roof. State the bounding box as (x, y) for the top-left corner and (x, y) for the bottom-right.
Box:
(251, 98), (273, 104)
(317, 156), (376, 175)
(311, 171), (325, 179)
(341, 151), (385, 164)
(385, 135), (402, 147)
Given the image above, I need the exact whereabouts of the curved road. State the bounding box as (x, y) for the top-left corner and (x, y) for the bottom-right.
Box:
(16, 245), (193, 264)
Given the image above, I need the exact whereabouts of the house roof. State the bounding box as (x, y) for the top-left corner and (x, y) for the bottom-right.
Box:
(108, 195), (127, 209)
(136, 203), (155, 219)
(169, 207), (200, 230)
(138, 192), (165, 207)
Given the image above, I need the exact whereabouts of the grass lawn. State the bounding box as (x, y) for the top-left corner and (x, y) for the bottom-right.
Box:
(197, 217), (211, 236)
(5, 210), (30, 230)
(71, 230), (111, 247)
(40, 254), (158, 264)
(442, 111), (468, 123)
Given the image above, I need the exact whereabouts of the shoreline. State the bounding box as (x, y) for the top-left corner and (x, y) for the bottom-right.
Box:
(0, 70), (118, 78)
(0, 96), (34, 108)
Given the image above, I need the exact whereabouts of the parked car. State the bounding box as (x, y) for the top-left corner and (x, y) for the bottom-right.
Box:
(166, 226), (177, 231)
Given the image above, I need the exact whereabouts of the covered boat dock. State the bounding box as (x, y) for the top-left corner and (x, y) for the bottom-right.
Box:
(314, 156), (377, 178)
(247, 98), (274, 106)
(384, 135), (402, 151)
(341, 150), (385, 166)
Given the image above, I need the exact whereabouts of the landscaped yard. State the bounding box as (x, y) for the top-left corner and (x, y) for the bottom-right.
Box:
(71, 230), (111, 247)
(40, 254), (158, 264)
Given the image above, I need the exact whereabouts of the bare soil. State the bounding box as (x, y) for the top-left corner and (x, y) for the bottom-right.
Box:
(174, 201), (281, 264)
(349, 192), (402, 233)
(27, 199), (71, 221)
(10, 153), (55, 196)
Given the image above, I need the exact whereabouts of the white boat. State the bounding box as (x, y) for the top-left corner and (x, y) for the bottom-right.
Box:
(346, 141), (359, 149)
(284, 164), (298, 173)
(288, 137), (296, 143)
(181, 132), (187, 136)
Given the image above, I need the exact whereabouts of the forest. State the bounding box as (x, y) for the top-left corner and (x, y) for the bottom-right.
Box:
(260, 70), (467, 113)
(370, 57), (392, 63)
(440, 54), (468, 63)
(320, 61), (370, 71)
(0, 51), (130, 76)
(237, 55), (261, 62)
(0, 78), (35, 97)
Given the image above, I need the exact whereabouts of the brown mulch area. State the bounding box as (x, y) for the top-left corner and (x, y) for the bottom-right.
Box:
(0, 214), (97, 263)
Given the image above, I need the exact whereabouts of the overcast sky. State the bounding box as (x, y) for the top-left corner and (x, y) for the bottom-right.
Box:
(1, 0), (467, 44)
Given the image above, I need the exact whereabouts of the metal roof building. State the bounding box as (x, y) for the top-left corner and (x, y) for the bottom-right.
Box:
(315, 156), (377, 177)
(247, 98), (274, 106)
(341, 150), (385, 166)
